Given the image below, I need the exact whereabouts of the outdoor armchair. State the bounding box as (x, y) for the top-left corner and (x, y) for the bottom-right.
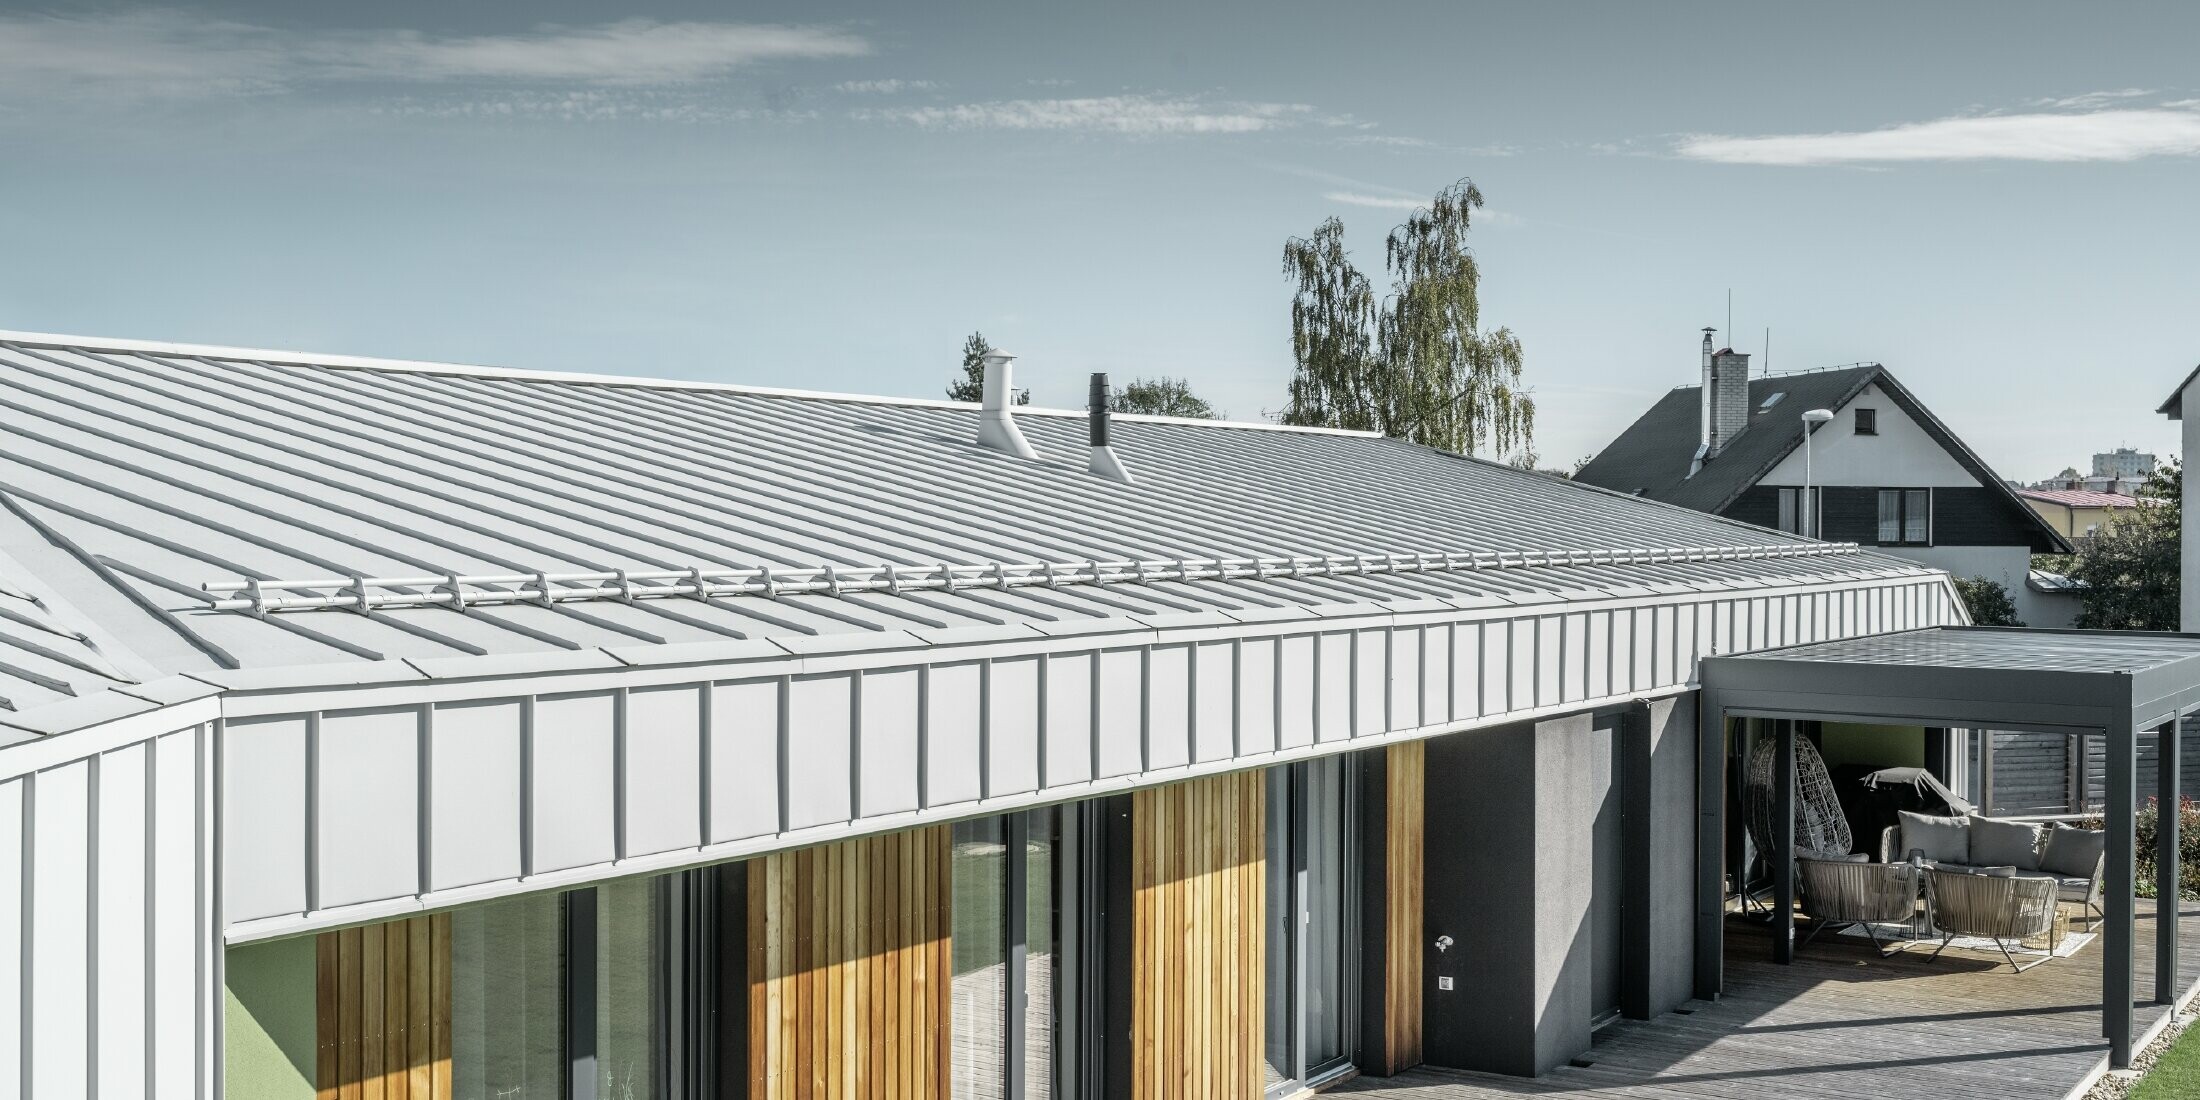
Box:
(1798, 856), (1921, 956)
(1925, 868), (2059, 972)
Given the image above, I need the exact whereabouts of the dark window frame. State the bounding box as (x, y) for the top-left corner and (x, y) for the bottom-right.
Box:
(1875, 487), (1931, 546)
(1775, 487), (1821, 538)
(1854, 408), (1878, 436)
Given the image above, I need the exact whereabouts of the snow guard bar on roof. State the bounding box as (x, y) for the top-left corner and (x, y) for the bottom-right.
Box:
(203, 543), (1864, 616)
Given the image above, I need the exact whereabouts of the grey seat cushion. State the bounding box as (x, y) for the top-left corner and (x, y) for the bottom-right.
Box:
(1899, 811), (1971, 864)
(1969, 815), (2044, 871)
(2040, 824), (2106, 878)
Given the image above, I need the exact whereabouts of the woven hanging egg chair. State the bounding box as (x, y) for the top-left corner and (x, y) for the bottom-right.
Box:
(1746, 734), (1853, 864)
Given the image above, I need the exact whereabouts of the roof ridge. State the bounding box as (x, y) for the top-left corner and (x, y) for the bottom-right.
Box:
(0, 329), (1377, 438)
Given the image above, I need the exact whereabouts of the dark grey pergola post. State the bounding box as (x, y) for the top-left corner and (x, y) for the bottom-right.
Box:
(2105, 721), (2136, 1068)
(1694, 692), (1727, 1002)
(2158, 719), (2182, 1006)
(1773, 720), (1796, 965)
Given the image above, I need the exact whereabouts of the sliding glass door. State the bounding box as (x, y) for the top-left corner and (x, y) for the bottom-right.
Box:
(1264, 756), (1358, 1096)
(952, 807), (1080, 1100)
(449, 893), (565, 1099)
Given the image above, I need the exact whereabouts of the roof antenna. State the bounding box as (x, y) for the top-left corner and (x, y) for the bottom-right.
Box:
(1763, 327), (1771, 375)
(1726, 289), (1732, 352)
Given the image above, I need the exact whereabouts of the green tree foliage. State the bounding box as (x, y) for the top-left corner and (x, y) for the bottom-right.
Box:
(1951, 575), (2024, 626)
(2087, 797), (2200, 900)
(946, 331), (1028, 404)
(2067, 458), (2180, 630)
(1109, 376), (1219, 420)
(1280, 178), (1532, 458)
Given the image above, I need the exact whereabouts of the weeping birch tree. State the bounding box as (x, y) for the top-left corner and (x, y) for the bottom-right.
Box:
(1281, 179), (1532, 460)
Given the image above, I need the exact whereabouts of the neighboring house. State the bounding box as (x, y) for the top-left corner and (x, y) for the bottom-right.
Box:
(1575, 336), (2073, 626)
(0, 330), (1972, 1100)
(2016, 487), (2140, 542)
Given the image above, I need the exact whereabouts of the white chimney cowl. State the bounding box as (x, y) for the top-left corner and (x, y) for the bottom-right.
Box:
(974, 350), (1038, 459)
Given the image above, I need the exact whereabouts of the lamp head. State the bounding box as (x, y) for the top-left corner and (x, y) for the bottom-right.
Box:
(1801, 408), (1835, 424)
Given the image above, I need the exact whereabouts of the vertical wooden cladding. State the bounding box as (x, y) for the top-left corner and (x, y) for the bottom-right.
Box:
(315, 914), (453, 1100)
(1132, 769), (1266, 1100)
(1384, 742), (1425, 1073)
(748, 825), (951, 1099)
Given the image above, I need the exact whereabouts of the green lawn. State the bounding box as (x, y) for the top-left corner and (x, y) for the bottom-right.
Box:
(2132, 1019), (2200, 1099)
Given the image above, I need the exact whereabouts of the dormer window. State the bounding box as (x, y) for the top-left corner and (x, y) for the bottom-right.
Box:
(1855, 408), (1878, 435)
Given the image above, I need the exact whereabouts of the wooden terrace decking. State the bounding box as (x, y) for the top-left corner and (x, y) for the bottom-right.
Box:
(1336, 903), (2200, 1100)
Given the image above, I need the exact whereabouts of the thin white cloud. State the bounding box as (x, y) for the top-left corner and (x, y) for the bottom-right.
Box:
(854, 93), (1331, 134)
(0, 10), (869, 98)
(833, 79), (941, 94)
(1677, 101), (2200, 165)
(326, 20), (869, 85)
(2028, 88), (2155, 110)
(1321, 191), (1514, 223)
(1323, 191), (1428, 210)
(371, 91), (796, 123)
(1337, 134), (1437, 149)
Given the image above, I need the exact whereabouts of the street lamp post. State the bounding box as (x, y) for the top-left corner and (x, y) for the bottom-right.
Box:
(1801, 409), (1835, 537)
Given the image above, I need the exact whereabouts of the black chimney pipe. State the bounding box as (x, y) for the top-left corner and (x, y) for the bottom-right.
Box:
(1088, 372), (1111, 447)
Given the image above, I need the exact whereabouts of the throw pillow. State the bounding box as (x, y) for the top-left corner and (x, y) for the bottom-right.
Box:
(1968, 815), (2044, 871)
(1899, 810), (1970, 864)
(2040, 824), (2107, 878)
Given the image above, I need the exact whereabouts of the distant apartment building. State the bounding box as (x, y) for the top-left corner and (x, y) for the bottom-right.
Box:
(2029, 447), (2159, 496)
(2095, 446), (2158, 481)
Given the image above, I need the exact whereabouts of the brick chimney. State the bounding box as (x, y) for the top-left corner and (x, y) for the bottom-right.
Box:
(1705, 347), (1751, 458)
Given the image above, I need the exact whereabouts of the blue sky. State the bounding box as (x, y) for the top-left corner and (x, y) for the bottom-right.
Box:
(1, 2), (2195, 479)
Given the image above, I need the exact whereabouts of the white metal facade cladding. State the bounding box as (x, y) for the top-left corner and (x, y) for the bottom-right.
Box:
(0, 706), (218, 1100)
(215, 572), (1959, 943)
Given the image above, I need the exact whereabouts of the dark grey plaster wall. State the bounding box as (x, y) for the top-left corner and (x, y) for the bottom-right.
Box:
(1422, 712), (1594, 1077)
(1641, 694), (1699, 1015)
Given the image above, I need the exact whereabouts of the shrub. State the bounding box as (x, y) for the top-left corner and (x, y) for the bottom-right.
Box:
(2087, 796), (2200, 900)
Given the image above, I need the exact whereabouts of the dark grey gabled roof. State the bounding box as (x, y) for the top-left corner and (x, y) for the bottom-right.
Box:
(1575, 364), (2069, 553)
(1575, 366), (1878, 512)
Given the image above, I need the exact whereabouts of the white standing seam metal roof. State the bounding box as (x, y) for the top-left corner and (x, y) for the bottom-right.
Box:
(0, 330), (1944, 734)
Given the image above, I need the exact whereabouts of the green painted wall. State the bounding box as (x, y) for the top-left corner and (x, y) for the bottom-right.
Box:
(225, 936), (316, 1100)
(1818, 722), (1926, 769)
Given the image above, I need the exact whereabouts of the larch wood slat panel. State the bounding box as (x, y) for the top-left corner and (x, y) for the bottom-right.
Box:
(1386, 740), (1426, 1072)
(748, 825), (951, 1099)
(429, 914), (451, 1100)
(337, 928), (361, 1100)
(316, 917), (452, 1100)
(383, 919), (407, 1100)
(361, 921), (384, 1100)
(1133, 770), (1267, 1100)
(316, 933), (340, 1100)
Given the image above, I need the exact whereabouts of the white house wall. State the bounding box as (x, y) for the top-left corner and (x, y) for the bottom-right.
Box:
(1758, 383), (1977, 488)
(1879, 545), (2078, 628)
(1, 718), (216, 1100)
(217, 573), (1963, 943)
